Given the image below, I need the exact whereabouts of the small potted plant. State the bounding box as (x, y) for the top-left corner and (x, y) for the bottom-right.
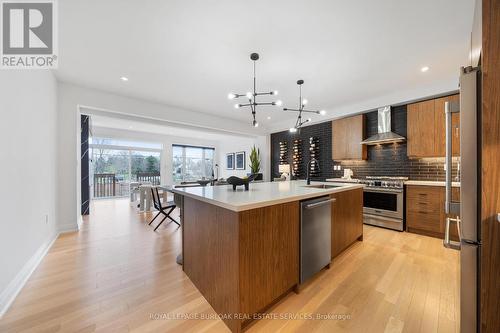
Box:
(249, 145), (263, 181)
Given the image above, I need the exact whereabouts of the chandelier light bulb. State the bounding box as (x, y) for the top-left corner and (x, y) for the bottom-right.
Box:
(275, 100), (283, 106)
(289, 127), (297, 133)
(234, 104), (240, 109)
(228, 93), (236, 100)
(253, 120), (259, 127)
(272, 90), (278, 95)
(302, 99), (308, 105)
(319, 110), (326, 115)
(246, 92), (253, 99)
(307, 118), (312, 122)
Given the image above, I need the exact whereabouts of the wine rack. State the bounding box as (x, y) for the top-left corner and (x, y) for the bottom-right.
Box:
(292, 139), (303, 177)
(309, 136), (320, 177)
(279, 141), (288, 165)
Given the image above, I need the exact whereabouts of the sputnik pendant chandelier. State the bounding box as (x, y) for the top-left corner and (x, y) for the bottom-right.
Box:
(283, 80), (325, 133)
(228, 53), (281, 127)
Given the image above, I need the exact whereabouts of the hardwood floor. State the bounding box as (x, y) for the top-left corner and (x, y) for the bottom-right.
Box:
(0, 199), (459, 332)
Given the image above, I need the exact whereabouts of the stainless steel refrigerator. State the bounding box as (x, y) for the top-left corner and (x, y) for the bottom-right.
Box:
(443, 66), (481, 333)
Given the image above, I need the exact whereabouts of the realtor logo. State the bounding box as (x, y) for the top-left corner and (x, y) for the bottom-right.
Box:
(1, 0), (57, 68)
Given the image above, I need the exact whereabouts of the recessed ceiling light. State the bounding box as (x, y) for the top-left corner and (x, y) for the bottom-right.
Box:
(267, 116), (271, 120)
(120, 76), (129, 81)
(421, 66), (429, 72)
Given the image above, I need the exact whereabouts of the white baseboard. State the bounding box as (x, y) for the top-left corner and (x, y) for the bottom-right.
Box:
(58, 222), (79, 234)
(0, 232), (59, 318)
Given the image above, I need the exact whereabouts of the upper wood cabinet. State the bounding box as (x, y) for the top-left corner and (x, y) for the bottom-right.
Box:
(434, 94), (460, 156)
(332, 115), (367, 160)
(407, 94), (460, 158)
(407, 99), (436, 157)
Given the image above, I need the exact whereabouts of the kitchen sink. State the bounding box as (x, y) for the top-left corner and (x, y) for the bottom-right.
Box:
(302, 184), (343, 189)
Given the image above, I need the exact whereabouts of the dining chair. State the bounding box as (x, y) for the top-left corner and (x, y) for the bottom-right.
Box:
(149, 187), (179, 231)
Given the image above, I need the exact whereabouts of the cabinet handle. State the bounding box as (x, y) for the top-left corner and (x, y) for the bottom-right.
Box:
(445, 101), (460, 215)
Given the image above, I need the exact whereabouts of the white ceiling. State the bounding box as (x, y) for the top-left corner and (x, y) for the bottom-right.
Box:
(89, 113), (259, 142)
(56, 0), (474, 131)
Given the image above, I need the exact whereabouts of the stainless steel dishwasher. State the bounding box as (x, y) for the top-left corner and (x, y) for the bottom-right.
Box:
(300, 196), (335, 283)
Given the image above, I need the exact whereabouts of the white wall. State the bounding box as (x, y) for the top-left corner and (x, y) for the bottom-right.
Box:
(57, 82), (270, 232)
(218, 138), (262, 179)
(0, 70), (58, 316)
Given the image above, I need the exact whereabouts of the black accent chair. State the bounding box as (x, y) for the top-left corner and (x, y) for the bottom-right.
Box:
(149, 187), (179, 231)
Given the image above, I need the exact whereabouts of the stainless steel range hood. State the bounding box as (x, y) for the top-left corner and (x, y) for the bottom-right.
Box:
(360, 106), (406, 145)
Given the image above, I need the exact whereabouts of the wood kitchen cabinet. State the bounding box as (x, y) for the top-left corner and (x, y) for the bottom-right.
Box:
(407, 94), (460, 158)
(332, 115), (367, 160)
(434, 94), (460, 156)
(407, 99), (436, 157)
(330, 188), (363, 258)
(406, 185), (460, 240)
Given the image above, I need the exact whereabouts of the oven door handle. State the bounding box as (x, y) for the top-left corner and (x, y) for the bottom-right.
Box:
(363, 188), (403, 194)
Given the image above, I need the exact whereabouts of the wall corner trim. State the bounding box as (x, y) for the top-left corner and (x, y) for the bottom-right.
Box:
(77, 215), (83, 230)
(0, 232), (59, 318)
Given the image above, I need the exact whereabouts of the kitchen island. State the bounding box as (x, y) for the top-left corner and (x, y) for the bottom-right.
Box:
(170, 180), (364, 332)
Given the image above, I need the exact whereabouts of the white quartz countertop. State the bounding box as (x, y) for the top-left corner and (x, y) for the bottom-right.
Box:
(168, 180), (364, 212)
(404, 180), (461, 187)
(325, 178), (360, 183)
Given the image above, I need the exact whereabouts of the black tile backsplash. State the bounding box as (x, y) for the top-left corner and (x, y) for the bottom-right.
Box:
(271, 121), (333, 181)
(270, 104), (459, 181)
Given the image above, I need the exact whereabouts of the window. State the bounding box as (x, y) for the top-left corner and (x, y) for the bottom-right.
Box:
(90, 137), (162, 198)
(172, 145), (215, 183)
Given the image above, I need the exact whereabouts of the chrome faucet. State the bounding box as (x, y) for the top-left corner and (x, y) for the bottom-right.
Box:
(306, 158), (319, 185)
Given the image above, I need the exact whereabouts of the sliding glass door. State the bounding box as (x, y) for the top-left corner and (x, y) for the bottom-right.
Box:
(172, 145), (215, 183)
(90, 139), (162, 198)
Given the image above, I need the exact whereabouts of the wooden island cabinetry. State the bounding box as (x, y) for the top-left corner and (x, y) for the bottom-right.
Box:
(330, 188), (364, 258)
(183, 198), (299, 332)
(175, 182), (364, 332)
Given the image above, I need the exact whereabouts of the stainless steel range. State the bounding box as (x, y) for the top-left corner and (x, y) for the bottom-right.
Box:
(360, 176), (407, 231)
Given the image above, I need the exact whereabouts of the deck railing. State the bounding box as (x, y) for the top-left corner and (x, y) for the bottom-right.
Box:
(93, 172), (160, 198)
(136, 172), (161, 185)
(93, 173), (116, 198)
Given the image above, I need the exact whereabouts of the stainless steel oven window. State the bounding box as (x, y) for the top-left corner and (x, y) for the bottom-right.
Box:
(363, 189), (403, 220)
